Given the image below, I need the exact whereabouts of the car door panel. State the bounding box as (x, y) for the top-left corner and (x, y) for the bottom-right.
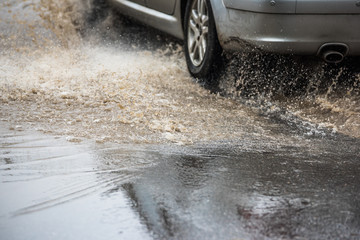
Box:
(223, 0), (296, 14)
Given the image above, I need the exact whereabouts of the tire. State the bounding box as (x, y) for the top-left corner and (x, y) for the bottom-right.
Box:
(184, 0), (223, 79)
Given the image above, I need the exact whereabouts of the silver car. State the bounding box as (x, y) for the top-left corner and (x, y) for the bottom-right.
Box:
(106, 0), (360, 77)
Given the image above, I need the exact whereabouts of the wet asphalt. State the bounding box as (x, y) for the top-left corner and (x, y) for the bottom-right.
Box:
(1, 1), (360, 239)
(1, 122), (360, 240)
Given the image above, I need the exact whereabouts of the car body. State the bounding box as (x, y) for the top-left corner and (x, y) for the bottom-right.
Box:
(106, 0), (360, 77)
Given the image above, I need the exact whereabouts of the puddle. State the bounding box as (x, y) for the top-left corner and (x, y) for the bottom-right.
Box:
(0, 122), (159, 239)
(1, 123), (360, 239)
(1, 0), (360, 145)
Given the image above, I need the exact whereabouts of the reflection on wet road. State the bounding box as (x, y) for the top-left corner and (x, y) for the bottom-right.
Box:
(1, 123), (359, 239)
(124, 140), (360, 239)
(0, 124), (152, 239)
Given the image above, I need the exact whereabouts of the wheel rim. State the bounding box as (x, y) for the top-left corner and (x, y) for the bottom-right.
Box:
(187, 0), (209, 67)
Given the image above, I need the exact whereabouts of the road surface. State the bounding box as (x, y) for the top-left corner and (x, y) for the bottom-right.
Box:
(1, 1), (359, 239)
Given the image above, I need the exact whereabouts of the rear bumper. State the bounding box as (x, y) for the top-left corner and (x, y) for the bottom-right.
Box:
(215, 8), (360, 56)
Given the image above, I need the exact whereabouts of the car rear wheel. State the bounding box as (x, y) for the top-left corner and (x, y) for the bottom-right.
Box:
(184, 0), (222, 79)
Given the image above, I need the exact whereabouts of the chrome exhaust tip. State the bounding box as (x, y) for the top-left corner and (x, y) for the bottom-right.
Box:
(322, 50), (344, 64)
(317, 43), (349, 64)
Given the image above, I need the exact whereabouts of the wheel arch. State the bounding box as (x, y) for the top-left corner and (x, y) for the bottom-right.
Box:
(181, 0), (224, 42)
(180, 0), (189, 31)
(208, 0), (227, 39)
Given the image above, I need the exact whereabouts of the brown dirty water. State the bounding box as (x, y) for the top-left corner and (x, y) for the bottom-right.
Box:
(0, 0), (272, 145)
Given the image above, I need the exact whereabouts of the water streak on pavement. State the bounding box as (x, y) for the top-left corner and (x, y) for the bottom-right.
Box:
(0, 123), (153, 239)
(1, 123), (360, 239)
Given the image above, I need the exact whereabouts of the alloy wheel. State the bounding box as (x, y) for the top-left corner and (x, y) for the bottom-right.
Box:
(187, 0), (209, 67)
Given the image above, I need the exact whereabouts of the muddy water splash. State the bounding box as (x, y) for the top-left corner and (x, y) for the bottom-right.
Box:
(0, 0), (272, 145)
(218, 53), (360, 138)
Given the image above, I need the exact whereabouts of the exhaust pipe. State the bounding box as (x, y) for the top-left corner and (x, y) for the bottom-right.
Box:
(322, 50), (344, 64)
(317, 43), (349, 64)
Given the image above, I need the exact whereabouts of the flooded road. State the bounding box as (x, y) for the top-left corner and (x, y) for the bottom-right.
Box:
(1, 123), (360, 240)
(1, 0), (360, 239)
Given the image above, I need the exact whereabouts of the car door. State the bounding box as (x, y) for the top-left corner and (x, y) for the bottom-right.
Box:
(146, 0), (176, 15)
